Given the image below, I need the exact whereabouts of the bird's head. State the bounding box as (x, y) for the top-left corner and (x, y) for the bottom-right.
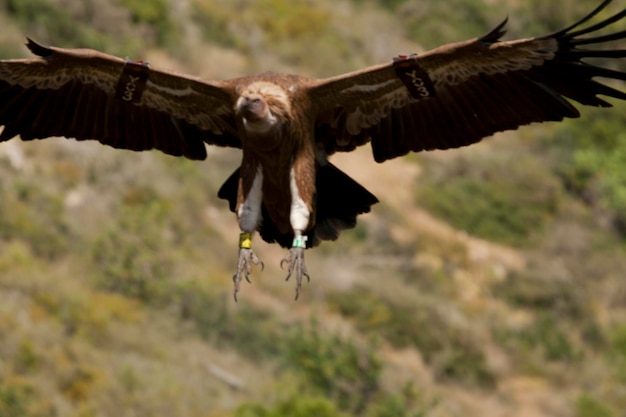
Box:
(237, 93), (268, 122)
(235, 81), (292, 134)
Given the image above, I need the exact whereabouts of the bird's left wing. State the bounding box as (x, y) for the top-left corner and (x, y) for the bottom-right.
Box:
(0, 39), (240, 160)
(309, 0), (626, 162)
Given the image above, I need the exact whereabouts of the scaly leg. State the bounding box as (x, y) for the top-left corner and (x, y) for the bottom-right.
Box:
(233, 232), (264, 301)
(282, 158), (314, 299)
(232, 162), (263, 301)
(281, 232), (310, 300)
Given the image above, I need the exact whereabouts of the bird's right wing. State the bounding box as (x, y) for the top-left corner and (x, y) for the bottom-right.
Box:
(309, 0), (626, 163)
(0, 39), (241, 160)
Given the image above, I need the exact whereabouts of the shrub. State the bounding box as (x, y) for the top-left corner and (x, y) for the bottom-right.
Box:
(576, 394), (616, 417)
(494, 270), (586, 318)
(119, 0), (179, 46)
(517, 314), (580, 362)
(0, 379), (53, 417)
(329, 286), (495, 387)
(173, 281), (286, 359)
(237, 395), (348, 417)
(546, 104), (626, 239)
(190, 1), (242, 48)
(0, 180), (71, 259)
(215, 302), (285, 360)
(367, 384), (432, 417)
(284, 319), (382, 414)
(418, 154), (561, 246)
(398, 0), (505, 49)
(608, 324), (626, 382)
(495, 311), (582, 373)
(6, 0), (111, 50)
(90, 194), (178, 302)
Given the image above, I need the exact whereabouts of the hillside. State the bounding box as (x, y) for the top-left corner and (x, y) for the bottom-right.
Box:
(1, 1), (626, 417)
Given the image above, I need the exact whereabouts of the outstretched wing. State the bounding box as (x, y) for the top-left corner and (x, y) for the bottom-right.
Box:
(0, 39), (240, 160)
(310, 0), (626, 162)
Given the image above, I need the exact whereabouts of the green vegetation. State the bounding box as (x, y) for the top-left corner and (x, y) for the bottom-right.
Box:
(1, 0), (626, 416)
(576, 394), (617, 417)
(119, 0), (178, 45)
(546, 103), (626, 238)
(0, 179), (71, 258)
(417, 153), (561, 246)
(284, 321), (382, 413)
(237, 320), (432, 417)
(190, 0), (350, 74)
(608, 324), (626, 382)
(237, 395), (349, 417)
(92, 196), (179, 302)
(329, 286), (495, 387)
(5, 0), (111, 50)
(3, 0), (179, 55)
(396, 0), (506, 48)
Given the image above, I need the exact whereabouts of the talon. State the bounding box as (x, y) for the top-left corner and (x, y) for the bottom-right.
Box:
(233, 247), (263, 301)
(280, 247), (310, 300)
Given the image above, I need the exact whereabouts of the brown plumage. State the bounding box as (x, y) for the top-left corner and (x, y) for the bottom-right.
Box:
(1, 0), (626, 299)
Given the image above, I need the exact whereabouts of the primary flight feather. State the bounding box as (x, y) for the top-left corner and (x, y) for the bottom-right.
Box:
(1, 0), (626, 299)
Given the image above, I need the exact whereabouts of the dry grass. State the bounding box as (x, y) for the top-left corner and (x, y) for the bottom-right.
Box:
(1, 1), (626, 416)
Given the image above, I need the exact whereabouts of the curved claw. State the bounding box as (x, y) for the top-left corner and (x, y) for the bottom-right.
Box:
(281, 247), (311, 300)
(233, 248), (264, 301)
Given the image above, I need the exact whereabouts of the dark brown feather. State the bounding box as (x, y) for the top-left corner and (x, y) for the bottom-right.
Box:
(0, 40), (239, 159)
(1, 3), (626, 257)
(310, 1), (626, 163)
(218, 163), (378, 248)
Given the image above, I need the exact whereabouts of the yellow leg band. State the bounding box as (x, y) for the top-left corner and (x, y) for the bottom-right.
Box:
(239, 232), (252, 249)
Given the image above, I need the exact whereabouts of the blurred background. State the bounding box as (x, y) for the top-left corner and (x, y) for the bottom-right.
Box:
(0, 0), (625, 416)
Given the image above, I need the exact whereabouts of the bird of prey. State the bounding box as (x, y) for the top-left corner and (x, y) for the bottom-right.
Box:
(1, 1), (626, 299)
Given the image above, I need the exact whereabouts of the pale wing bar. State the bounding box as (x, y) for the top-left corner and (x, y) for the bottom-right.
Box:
(0, 39), (240, 160)
(368, 0), (626, 162)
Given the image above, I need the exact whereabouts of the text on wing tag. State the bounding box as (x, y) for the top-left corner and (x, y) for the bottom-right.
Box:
(393, 54), (436, 99)
(115, 59), (150, 103)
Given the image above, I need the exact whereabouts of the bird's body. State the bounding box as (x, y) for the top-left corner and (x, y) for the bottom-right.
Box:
(1, 0), (626, 298)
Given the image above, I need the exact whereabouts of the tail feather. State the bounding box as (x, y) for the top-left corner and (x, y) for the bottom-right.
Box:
(217, 163), (379, 248)
(310, 162), (378, 247)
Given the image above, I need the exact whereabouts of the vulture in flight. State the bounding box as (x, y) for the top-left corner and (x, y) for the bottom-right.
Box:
(1, 0), (626, 299)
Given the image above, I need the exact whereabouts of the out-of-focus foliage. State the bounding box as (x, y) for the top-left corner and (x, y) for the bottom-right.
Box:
(284, 320), (382, 413)
(4, 0), (111, 50)
(609, 324), (626, 382)
(417, 153), (561, 246)
(236, 395), (349, 417)
(0, 0), (625, 416)
(190, 0), (353, 75)
(394, 0), (505, 48)
(119, 0), (178, 45)
(328, 286), (495, 387)
(546, 103), (626, 238)
(92, 195), (178, 302)
(576, 394), (617, 417)
(2, 0), (179, 55)
(237, 320), (432, 417)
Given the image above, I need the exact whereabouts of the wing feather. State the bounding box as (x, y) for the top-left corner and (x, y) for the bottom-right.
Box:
(0, 39), (240, 160)
(309, 1), (626, 162)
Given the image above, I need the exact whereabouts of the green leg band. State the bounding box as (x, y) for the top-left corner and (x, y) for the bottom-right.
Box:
(292, 235), (307, 249)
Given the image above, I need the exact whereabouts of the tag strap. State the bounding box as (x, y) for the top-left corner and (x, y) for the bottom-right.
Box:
(115, 59), (150, 103)
(392, 53), (436, 99)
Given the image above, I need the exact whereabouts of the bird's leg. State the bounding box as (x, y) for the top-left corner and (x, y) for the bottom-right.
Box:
(281, 231), (310, 300)
(233, 232), (264, 301)
(281, 159), (314, 300)
(232, 161), (264, 301)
